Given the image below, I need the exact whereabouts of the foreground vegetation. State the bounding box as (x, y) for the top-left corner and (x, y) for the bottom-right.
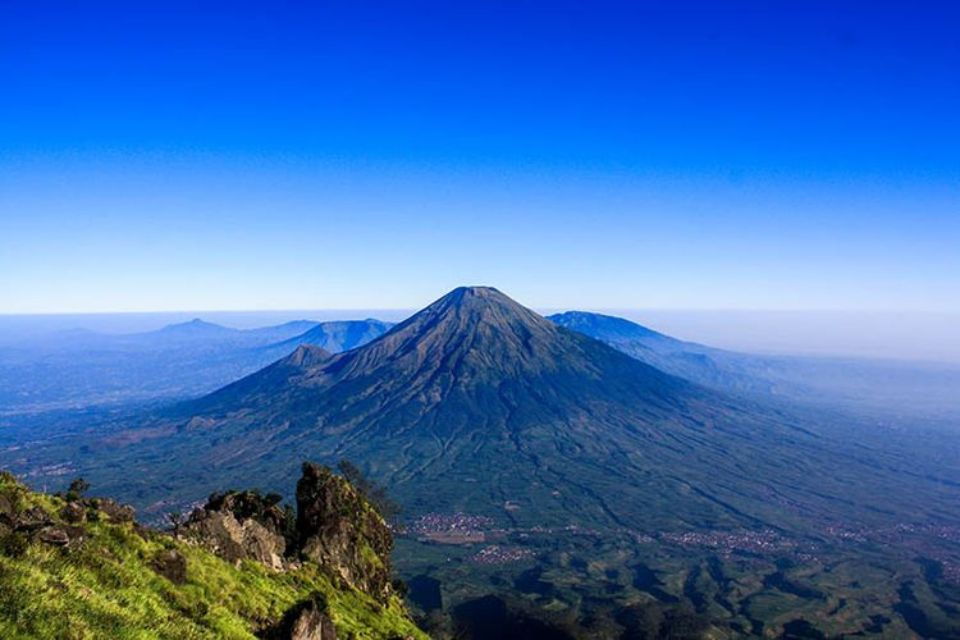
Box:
(0, 472), (425, 639)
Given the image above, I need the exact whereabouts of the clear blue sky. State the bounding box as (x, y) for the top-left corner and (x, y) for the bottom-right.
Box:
(1, 1), (958, 313)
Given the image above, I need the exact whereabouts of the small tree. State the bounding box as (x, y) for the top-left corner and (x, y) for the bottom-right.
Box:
(167, 511), (185, 532)
(65, 477), (91, 502)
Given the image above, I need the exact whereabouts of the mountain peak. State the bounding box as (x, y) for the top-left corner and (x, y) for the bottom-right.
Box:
(283, 344), (333, 369)
(169, 286), (707, 533)
(159, 318), (232, 334)
(215, 285), (681, 408)
(428, 286), (515, 312)
(414, 286), (542, 327)
(445, 285), (504, 298)
(353, 286), (560, 376)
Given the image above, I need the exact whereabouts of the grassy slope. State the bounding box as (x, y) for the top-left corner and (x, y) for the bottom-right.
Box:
(0, 474), (426, 640)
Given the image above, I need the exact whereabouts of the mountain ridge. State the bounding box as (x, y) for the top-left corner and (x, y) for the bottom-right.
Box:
(548, 309), (960, 419)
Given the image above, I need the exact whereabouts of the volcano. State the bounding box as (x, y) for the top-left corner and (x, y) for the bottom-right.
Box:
(83, 287), (953, 533)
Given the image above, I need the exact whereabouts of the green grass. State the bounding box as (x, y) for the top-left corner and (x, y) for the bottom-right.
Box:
(0, 474), (426, 640)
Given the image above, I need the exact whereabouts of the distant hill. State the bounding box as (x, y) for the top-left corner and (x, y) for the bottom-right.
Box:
(267, 319), (394, 354)
(547, 311), (772, 394)
(152, 318), (240, 339)
(549, 311), (960, 420)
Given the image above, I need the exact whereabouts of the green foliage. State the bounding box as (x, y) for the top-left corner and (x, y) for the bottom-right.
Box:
(0, 478), (427, 640)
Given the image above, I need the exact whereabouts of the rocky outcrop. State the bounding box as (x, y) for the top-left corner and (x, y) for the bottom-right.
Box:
(60, 501), (86, 523)
(259, 594), (338, 640)
(175, 463), (397, 608)
(37, 526), (72, 546)
(172, 463), (402, 636)
(296, 463), (394, 602)
(179, 490), (289, 570)
(87, 498), (136, 523)
(0, 474), (123, 549)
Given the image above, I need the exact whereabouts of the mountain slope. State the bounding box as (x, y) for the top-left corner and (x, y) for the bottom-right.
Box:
(67, 288), (959, 537)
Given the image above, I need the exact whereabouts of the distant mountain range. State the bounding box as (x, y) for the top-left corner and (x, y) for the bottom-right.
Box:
(0, 317), (393, 416)
(47, 287), (957, 541)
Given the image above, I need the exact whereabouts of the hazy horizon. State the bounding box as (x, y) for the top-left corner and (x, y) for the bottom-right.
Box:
(2, 306), (958, 365)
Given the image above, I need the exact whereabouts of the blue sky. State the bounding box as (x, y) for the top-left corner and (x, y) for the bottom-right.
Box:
(1, 1), (958, 313)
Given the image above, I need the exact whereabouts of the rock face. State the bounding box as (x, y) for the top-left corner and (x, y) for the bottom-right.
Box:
(260, 594), (338, 640)
(60, 501), (86, 523)
(88, 498), (136, 523)
(180, 491), (289, 570)
(296, 463), (394, 602)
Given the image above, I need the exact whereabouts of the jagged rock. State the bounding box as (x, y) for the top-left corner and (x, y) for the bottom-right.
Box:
(89, 498), (135, 523)
(176, 464), (397, 603)
(296, 463), (393, 601)
(38, 526), (70, 546)
(35, 524), (86, 548)
(151, 548), (187, 584)
(287, 603), (337, 640)
(179, 491), (288, 570)
(60, 501), (86, 523)
(204, 490), (290, 538)
(185, 510), (286, 569)
(260, 594), (337, 640)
